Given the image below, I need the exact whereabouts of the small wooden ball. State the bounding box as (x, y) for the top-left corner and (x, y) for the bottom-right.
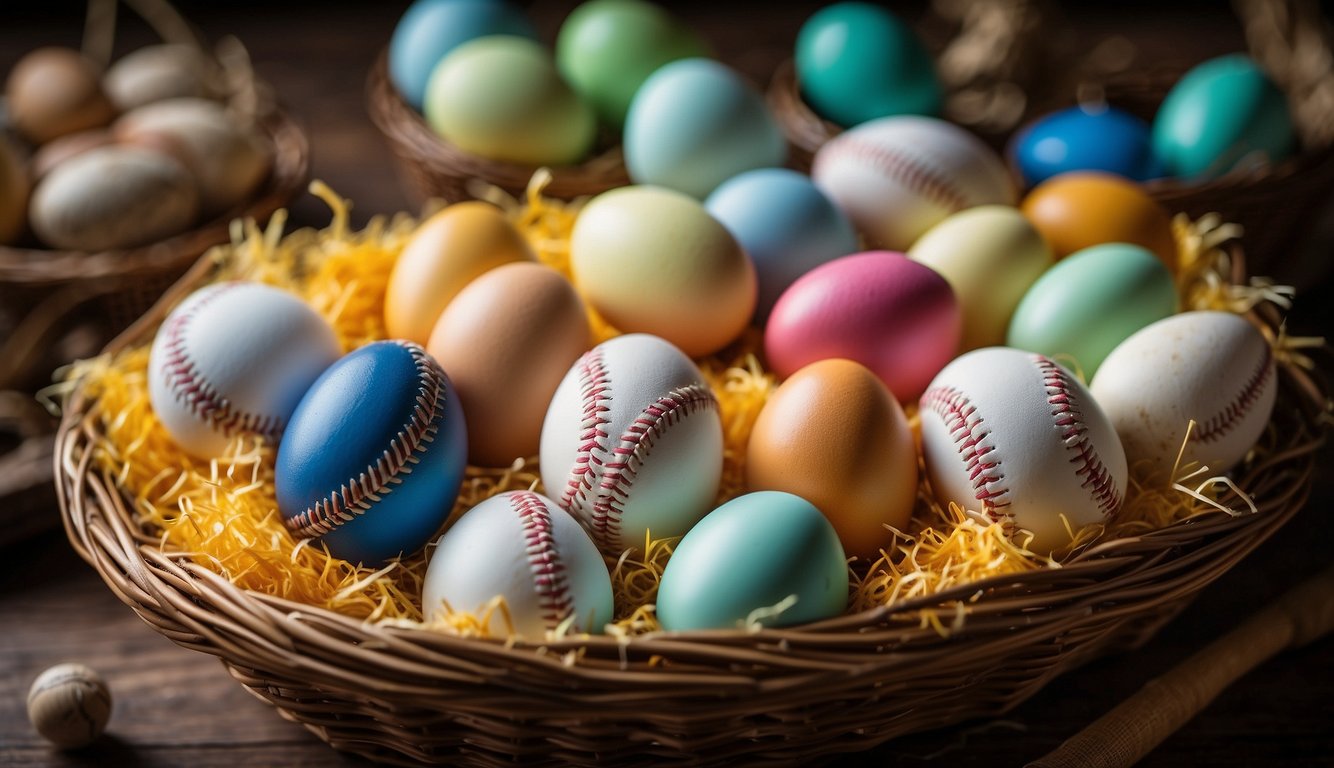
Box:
(27, 663), (112, 749)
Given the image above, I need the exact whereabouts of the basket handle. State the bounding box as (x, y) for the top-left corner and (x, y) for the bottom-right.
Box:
(1026, 563), (1334, 768)
(82, 0), (206, 68)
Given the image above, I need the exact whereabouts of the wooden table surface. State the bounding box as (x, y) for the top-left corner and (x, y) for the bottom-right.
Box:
(3, 2), (1332, 766)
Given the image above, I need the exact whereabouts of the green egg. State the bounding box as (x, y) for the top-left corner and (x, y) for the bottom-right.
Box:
(424, 36), (596, 166)
(1152, 54), (1295, 181)
(1007, 243), (1178, 378)
(656, 491), (848, 632)
(555, 0), (709, 130)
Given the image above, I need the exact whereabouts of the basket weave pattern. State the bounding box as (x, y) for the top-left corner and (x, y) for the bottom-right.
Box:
(55, 245), (1328, 765)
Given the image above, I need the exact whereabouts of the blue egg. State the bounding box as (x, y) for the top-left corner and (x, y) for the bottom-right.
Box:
(277, 340), (467, 565)
(389, 0), (536, 110)
(656, 491), (848, 631)
(704, 168), (859, 323)
(624, 59), (787, 199)
(1010, 105), (1162, 187)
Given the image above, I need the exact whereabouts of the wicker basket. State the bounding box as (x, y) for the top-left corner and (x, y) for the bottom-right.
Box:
(365, 50), (630, 206)
(54, 227), (1329, 766)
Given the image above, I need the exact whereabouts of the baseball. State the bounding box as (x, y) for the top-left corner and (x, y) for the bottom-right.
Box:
(27, 663), (112, 749)
(422, 490), (614, 639)
(811, 115), (1015, 251)
(148, 281), (341, 459)
(276, 340), (468, 565)
(1090, 311), (1278, 485)
(919, 347), (1128, 554)
(540, 333), (724, 555)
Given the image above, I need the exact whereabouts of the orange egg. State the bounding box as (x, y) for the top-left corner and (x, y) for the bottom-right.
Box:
(427, 262), (590, 467)
(1021, 172), (1177, 270)
(385, 202), (534, 345)
(745, 358), (918, 560)
(5, 47), (116, 145)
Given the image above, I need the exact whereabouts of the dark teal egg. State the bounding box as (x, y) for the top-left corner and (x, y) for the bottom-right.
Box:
(1011, 105), (1162, 187)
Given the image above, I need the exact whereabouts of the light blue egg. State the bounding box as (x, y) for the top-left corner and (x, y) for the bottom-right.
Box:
(656, 491), (848, 631)
(389, 0), (536, 110)
(1152, 54), (1295, 181)
(1011, 105), (1162, 187)
(624, 59), (787, 199)
(705, 168), (859, 323)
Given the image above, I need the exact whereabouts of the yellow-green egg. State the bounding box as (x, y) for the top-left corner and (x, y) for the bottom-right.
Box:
(424, 36), (596, 166)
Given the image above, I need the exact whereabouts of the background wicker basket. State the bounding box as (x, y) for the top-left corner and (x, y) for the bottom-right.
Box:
(365, 50), (629, 206)
(54, 232), (1329, 766)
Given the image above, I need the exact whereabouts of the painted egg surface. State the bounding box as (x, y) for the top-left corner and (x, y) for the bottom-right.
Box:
(1011, 105), (1162, 186)
(389, 0), (536, 110)
(1021, 172), (1177, 269)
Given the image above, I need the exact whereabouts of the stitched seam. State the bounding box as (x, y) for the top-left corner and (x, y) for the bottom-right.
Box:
(1194, 345), (1274, 443)
(1034, 356), (1122, 516)
(921, 386), (1012, 525)
(559, 348), (612, 512)
(589, 383), (718, 552)
(284, 341), (445, 539)
(158, 283), (283, 440)
(821, 134), (970, 212)
(513, 491), (574, 631)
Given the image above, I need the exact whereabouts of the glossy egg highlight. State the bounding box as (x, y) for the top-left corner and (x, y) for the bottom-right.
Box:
(1010, 105), (1161, 186)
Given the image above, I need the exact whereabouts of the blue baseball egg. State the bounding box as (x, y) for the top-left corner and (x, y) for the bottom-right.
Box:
(1152, 54), (1295, 181)
(704, 168), (859, 323)
(277, 340), (467, 565)
(388, 0), (536, 110)
(1010, 105), (1162, 187)
(656, 491), (848, 631)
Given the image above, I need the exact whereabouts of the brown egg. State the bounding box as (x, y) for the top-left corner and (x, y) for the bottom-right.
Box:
(103, 44), (222, 111)
(1, 139), (29, 244)
(746, 358), (918, 560)
(29, 145), (199, 251)
(5, 47), (117, 145)
(115, 98), (271, 217)
(28, 128), (115, 181)
(427, 262), (590, 467)
(385, 202), (535, 345)
(1021, 172), (1177, 270)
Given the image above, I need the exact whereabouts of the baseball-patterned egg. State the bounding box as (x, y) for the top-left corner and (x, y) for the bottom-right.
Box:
(540, 334), (723, 555)
(1090, 311), (1277, 485)
(5, 47), (116, 145)
(656, 491), (848, 631)
(422, 491), (613, 639)
(1010, 105), (1161, 187)
(389, 0), (536, 110)
(907, 205), (1052, 351)
(425, 36), (597, 167)
(384, 201), (535, 345)
(277, 340), (468, 565)
(570, 185), (755, 357)
(1021, 172), (1178, 268)
(427, 262), (590, 467)
(555, 0), (709, 130)
(812, 115), (1015, 250)
(795, 2), (940, 127)
(1152, 54), (1295, 182)
(1007, 242), (1178, 378)
(1, 140), (28, 245)
(624, 59), (787, 199)
(746, 359), (916, 560)
(704, 168), (859, 324)
(148, 281), (341, 459)
(765, 251), (960, 402)
(920, 347), (1128, 555)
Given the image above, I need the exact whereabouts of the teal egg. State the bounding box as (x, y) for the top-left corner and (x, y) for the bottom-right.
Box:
(656, 491), (848, 631)
(795, 2), (940, 128)
(1007, 243), (1178, 378)
(1151, 54), (1295, 181)
(555, 0), (709, 130)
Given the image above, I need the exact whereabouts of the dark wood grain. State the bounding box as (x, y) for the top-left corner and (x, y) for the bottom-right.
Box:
(2, 2), (1331, 766)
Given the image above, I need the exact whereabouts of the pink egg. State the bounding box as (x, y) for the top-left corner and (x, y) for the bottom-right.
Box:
(764, 251), (960, 401)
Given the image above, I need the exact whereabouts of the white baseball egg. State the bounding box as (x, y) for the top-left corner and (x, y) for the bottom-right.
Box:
(148, 281), (341, 459)
(919, 347), (1128, 554)
(539, 333), (723, 555)
(1090, 311), (1277, 485)
(422, 490), (614, 639)
(812, 115), (1015, 250)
